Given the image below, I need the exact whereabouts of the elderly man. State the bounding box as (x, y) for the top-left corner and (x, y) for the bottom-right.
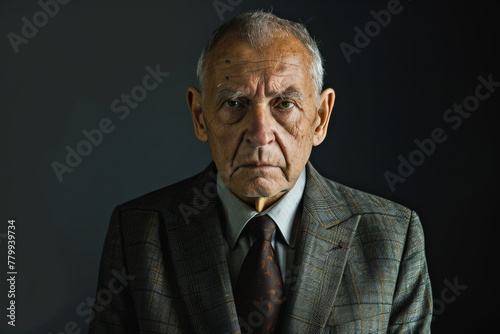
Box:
(89, 10), (432, 334)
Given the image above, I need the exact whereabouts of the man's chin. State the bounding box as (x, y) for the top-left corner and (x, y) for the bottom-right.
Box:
(222, 168), (290, 198)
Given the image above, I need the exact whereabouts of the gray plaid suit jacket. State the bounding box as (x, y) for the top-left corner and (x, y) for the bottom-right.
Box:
(89, 161), (432, 333)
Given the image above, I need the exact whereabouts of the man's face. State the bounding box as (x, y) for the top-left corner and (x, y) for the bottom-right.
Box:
(188, 32), (334, 206)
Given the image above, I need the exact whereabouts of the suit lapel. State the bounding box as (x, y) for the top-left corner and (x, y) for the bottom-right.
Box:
(281, 162), (360, 332)
(162, 163), (240, 333)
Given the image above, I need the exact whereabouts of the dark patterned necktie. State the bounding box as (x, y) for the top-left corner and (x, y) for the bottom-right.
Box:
(235, 215), (284, 333)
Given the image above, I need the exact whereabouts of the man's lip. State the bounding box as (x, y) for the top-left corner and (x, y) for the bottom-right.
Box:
(238, 164), (278, 168)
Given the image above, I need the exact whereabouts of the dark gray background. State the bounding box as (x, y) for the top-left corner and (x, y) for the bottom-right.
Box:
(1, 0), (498, 332)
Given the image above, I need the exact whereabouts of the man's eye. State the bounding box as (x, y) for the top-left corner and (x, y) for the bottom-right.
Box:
(223, 100), (242, 108)
(276, 100), (295, 110)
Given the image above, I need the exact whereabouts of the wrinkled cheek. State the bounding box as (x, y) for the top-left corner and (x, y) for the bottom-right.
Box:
(207, 128), (238, 168)
(284, 126), (310, 157)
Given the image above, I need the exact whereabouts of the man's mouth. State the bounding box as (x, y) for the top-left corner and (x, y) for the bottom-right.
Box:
(238, 161), (278, 169)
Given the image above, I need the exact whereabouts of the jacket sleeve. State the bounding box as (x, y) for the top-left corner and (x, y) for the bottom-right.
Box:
(387, 211), (433, 333)
(88, 207), (140, 333)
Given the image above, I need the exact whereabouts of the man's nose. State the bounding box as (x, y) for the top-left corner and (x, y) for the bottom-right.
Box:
(243, 104), (275, 147)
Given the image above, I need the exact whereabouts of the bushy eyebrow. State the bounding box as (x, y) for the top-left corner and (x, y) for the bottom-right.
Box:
(215, 88), (245, 104)
(275, 87), (304, 101)
(214, 86), (304, 103)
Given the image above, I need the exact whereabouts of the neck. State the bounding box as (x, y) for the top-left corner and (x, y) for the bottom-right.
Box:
(230, 189), (288, 212)
(251, 193), (285, 212)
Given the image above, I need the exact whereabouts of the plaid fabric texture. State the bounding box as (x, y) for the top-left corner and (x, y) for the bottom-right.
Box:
(89, 161), (432, 333)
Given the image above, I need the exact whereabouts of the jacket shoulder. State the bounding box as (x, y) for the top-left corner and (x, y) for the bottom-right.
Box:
(331, 179), (412, 219)
(310, 164), (413, 221)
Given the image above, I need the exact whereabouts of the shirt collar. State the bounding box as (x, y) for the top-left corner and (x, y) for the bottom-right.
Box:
(217, 168), (306, 249)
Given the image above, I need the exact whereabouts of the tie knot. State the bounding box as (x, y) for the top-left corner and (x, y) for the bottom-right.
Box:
(248, 215), (276, 242)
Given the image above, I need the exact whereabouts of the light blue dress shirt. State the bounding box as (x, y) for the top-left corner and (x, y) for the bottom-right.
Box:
(217, 168), (306, 290)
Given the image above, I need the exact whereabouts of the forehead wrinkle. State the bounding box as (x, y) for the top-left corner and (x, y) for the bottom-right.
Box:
(212, 58), (308, 102)
(218, 59), (303, 74)
(242, 66), (276, 74)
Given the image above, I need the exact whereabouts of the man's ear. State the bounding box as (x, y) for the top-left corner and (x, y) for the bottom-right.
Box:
(313, 88), (335, 146)
(186, 86), (208, 142)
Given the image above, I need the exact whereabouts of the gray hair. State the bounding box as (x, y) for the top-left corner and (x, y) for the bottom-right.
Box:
(196, 10), (325, 98)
